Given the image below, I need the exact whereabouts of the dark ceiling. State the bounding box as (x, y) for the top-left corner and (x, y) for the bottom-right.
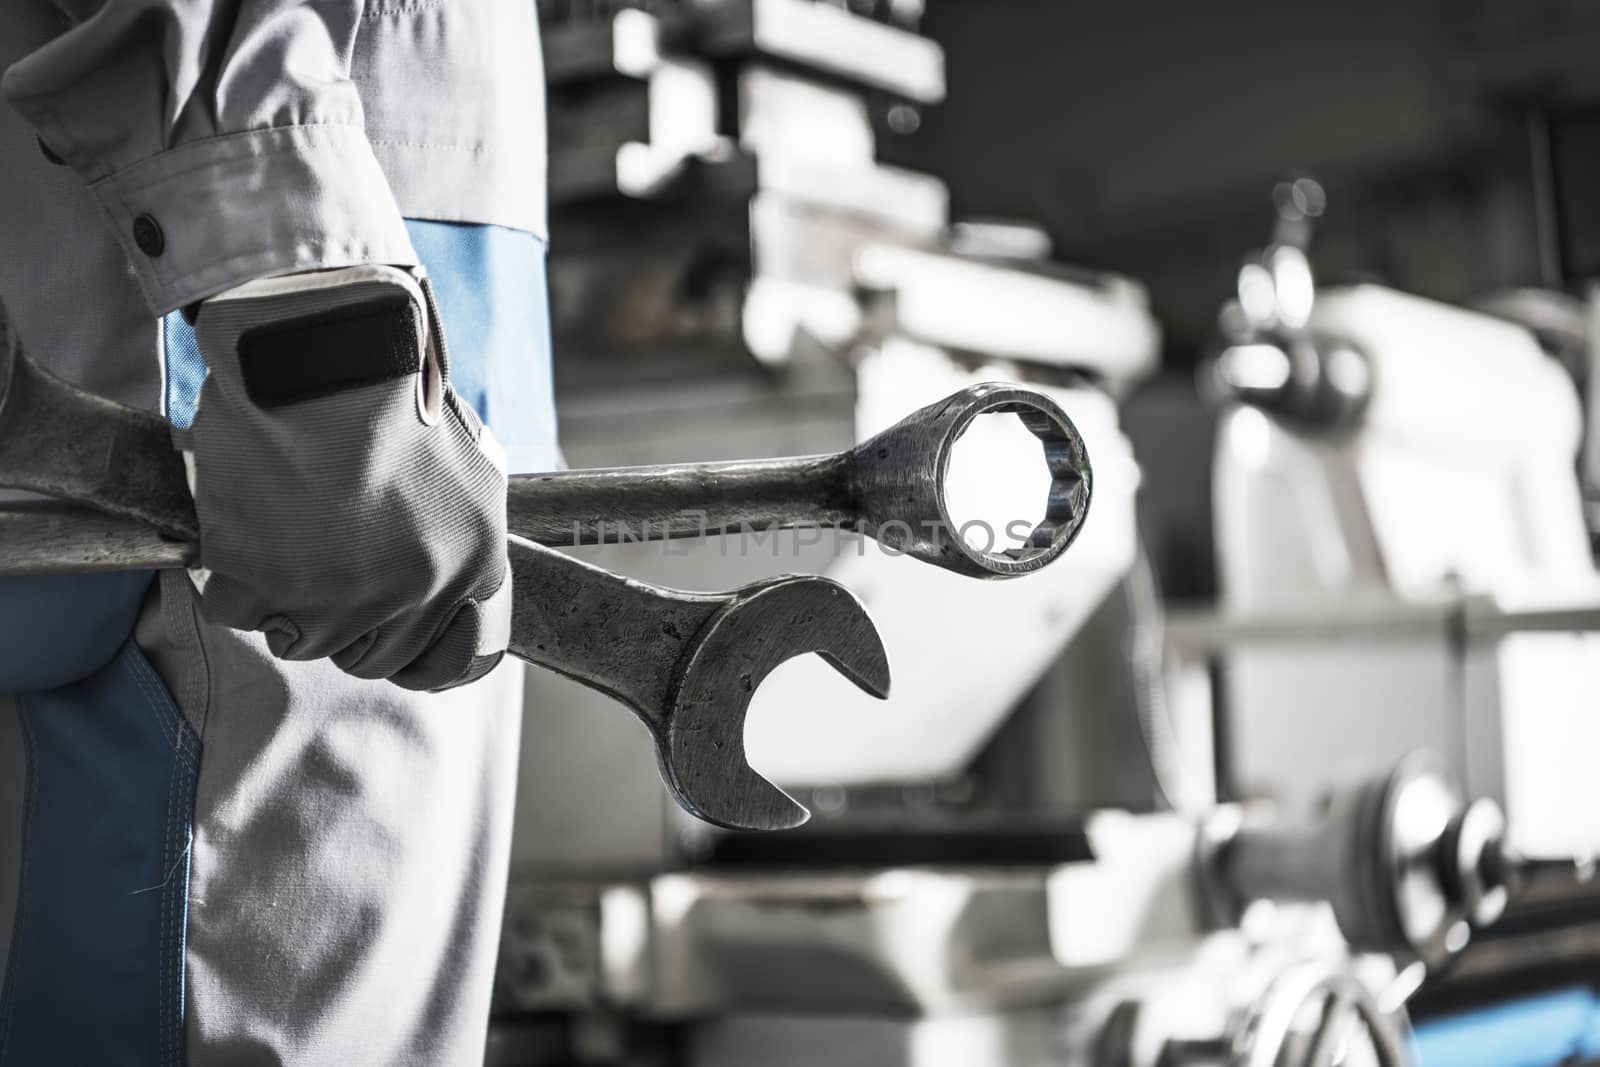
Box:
(907, 0), (1600, 359)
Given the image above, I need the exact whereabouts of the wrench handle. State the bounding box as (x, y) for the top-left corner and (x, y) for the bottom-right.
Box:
(0, 456), (860, 572)
(0, 339), (197, 540)
(507, 453), (857, 545)
(0, 509), (720, 738)
(506, 384), (1095, 582)
(0, 506), (193, 574)
(503, 534), (724, 730)
(0, 335), (1091, 583)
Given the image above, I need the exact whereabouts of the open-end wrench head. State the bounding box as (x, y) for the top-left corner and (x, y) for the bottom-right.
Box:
(0, 332), (197, 539)
(662, 575), (890, 831)
(851, 383), (1092, 579)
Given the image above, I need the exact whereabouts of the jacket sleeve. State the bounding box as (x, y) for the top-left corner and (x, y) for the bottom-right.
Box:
(1, 1), (418, 314)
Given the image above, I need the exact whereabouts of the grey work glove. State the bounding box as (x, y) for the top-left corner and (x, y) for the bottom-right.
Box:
(180, 264), (511, 692)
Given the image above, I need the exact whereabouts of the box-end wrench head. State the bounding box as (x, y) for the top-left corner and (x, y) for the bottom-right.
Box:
(503, 383), (1092, 581)
(506, 537), (890, 830)
(849, 383), (1091, 579)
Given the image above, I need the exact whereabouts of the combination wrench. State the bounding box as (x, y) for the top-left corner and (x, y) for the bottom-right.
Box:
(0, 338), (1092, 831)
(0, 339), (1091, 580)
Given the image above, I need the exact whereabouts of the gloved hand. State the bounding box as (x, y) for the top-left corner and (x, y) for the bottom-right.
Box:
(180, 264), (511, 692)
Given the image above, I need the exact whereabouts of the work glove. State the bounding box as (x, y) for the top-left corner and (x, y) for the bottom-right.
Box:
(179, 264), (511, 692)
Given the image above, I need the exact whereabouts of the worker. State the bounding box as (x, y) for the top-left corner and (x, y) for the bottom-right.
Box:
(0, 2), (556, 1063)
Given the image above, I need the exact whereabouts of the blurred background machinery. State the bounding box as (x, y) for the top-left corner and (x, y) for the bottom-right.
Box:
(488, 2), (1600, 1064)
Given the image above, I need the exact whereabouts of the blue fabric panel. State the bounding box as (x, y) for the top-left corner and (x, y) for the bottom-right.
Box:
(162, 222), (559, 469)
(1412, 987), (1600, 1067)
(405, 220), (559, 464)
(0, 640), (199, 1067)
(1584, 995), (1600, 1059)
(0, 220), (553, 1067)
(0, 572), (153, 691)
(160, 311), (206, 431)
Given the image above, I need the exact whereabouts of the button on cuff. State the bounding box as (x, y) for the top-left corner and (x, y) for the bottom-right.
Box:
(87, 124), (419, 314)
(132, 214), (164, 257)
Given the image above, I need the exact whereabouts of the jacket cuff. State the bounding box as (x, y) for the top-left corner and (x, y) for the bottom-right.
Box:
(78, 124), (419, 314)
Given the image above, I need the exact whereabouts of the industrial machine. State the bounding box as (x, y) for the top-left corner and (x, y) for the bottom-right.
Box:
(1191, 186), (1600, 1065)
(507, 0), (1163, 882)
(484, 4), (1599, 1064)
(1199, 182), (1600, 877)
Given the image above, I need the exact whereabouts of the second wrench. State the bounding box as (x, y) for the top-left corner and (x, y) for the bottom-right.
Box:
(510, 384), (1092, 579)
(0, 332), (1092, 579)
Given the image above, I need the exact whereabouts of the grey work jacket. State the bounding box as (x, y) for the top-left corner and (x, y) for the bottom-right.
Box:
(2, 0), (548, 317)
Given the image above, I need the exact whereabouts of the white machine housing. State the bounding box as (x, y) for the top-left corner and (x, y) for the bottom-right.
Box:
(1215, 284), (1600, 858)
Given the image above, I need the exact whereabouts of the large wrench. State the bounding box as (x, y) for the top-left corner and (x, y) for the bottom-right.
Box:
(0, 340), (1091, 580)
(0, 340), (1091, 829)
(0, 341), (890, 832)
(508, 383), (1092, 580)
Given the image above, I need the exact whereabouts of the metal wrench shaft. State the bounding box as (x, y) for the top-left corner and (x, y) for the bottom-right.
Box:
(0, 341), (833, 556)
(0, 339), (1091, 579)
(510, 454), (853, 544)
(511, 385), (1091, 579)
(0, 342), (1092, 829)
(0, 505), (191, 574)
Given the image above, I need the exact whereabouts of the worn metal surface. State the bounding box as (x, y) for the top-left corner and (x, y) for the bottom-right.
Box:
(0, 342), (1089, 827)
(0, 505), (193, 574)
(505, 538), (888, 830)
(507, 365), (856, 877)
(510, 383), (1092, 579)
(0, 522), (890, 832)
(0, 510), (890, 830)
(0, 331), (195, 541)
(0, 339), (1092, 579)
(0, 341), (897, 832)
